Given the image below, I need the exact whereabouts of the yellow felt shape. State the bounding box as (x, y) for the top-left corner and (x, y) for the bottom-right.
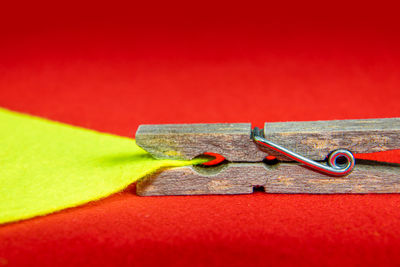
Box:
(0, 108), (204, 224)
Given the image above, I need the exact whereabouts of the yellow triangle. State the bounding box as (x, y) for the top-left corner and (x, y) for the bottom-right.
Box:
(0, 108), (203, 224)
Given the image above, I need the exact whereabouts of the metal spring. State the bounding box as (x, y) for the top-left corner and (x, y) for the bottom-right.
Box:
(252, 127), (355, 176)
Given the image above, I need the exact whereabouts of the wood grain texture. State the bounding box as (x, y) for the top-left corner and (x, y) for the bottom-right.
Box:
(265, 118), (400, 160)
(135, 118), (400, 161)
(135, 119), (400, 195)
(136, 161), (400, 195)
(135, 123), (266, 162)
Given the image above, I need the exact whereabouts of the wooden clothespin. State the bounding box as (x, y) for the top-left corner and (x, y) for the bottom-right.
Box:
(135, 118), (400, 195)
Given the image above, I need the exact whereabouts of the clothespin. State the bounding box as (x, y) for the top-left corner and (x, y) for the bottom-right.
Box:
(135, 118), (400, 195)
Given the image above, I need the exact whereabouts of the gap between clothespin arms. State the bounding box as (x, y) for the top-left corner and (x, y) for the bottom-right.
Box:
(135, 119), (400, 196)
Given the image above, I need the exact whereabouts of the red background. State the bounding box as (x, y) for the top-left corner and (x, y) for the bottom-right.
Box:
(1, 1), (400, 266)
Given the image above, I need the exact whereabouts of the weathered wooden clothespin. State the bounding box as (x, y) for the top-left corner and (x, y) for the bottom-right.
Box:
(135, 118), (400, 195)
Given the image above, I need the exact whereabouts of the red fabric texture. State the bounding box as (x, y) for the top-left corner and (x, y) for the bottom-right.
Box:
(1, 1), (400, 266)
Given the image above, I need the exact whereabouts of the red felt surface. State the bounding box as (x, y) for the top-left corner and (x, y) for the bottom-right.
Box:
(1, 1), (400, 266)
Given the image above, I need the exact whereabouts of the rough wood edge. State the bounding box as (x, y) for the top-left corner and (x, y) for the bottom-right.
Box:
(135, 119), (400, 161)
(136, 162), (400, 195)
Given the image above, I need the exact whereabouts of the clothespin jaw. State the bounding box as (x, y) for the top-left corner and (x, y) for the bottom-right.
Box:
(135, 118), (400, 196)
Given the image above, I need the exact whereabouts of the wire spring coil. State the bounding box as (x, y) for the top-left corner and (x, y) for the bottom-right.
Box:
(252, 127), (355, 176)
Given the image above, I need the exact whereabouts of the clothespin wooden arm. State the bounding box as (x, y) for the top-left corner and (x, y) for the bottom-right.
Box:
(136, 118), (400, 161)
